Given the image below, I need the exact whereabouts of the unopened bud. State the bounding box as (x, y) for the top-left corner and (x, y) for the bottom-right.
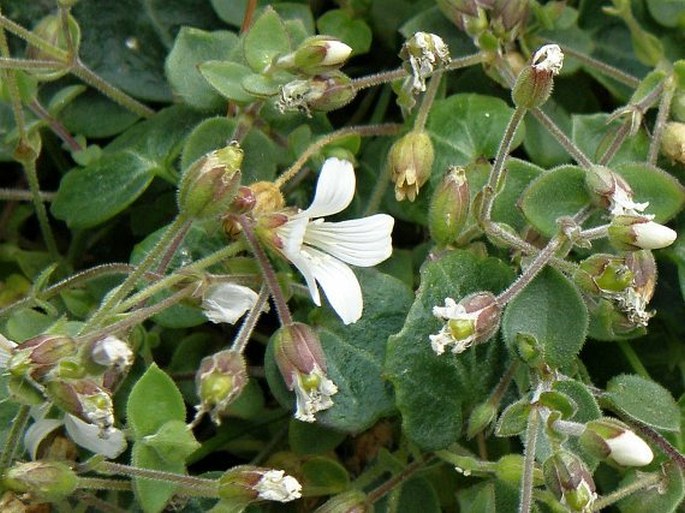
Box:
(608, 215), (677, 251)
(45, 378), (115, 435)
(388, 130), (434, 202)
(177, 143), (242, 219)
(8, 334), (76, 381)
(3, 461), (77, 501)
(272, 323), (338, 423)
(512, 44), (563, 109)
(278, 36), (352, 75)
(495, 454), (544, 487)
(277, 72), (355, 115)
(25, 14), (80, 81)
(661, 121), (685, 164)
(90, 336), (133, 372)
(195, 349), (248, 425)
(543, 451), (596, 512)
(584, 166), (647, 216)
(250, 181), (285, 214)
(574, 254), (633, 295)
(314, 490), (372, 513)
(579, 417), (653, 467)
(218, 465), (302, 504)
(429, 166), (470, 245)
(429, 291), (501, 355)
(467, 401), (497, 439)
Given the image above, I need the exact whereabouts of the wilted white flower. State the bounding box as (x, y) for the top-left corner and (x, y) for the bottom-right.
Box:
(532, 44), (564, 75)
(202, 282), (260, 324)
(292, 364), (338, 423)
(254, 469), (302, 502)
(91, 336), (133, 371)
(401, 32), (450, 94)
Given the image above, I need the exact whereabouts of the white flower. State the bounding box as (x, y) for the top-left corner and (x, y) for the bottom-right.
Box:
(202, 283), (260, 324)
(532, 44), (564, 75)
(632, 220), (677, 249)
(608, 186), (649, 217)
(606, 430), (654, 467)
(276, 158), (394, 324)
(91, 336), (133, 371)
(254, 469), (302, 502)
(321, 40), (353, 66)
(429, 298), (478, 355)
(292, 364), (339, 423)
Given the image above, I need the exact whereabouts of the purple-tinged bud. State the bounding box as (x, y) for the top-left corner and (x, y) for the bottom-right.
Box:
(584, 166), (647, 216)
(608, 215), (677, 251)
(512, 44), (563, 109)
(661, 121), (685, 165)
(429, 291), (501, 355)
(574, 254), (633, 295)
(218, 465), (302, 504)
(277, 72), (356, 116)
(277, 36), (352, 75)
(25, 14), (80, 81)
(579, 418), (653, 467)
(436, 0), (480, 32)
(45, 378), (115, 435)
(429, 166), (470, 245)
(625, 250), (656, 302)
(90, 336), (133, 372)
(177, 142), (243, 219)
(7, 334), (76, 382)
(272, 323), (338, 423)
(195, 350), (248, 425)
(543, 451), (596, 512)
(314, 490), (372, 513)
(388, 130), (434, 202)
(3, 461), (77, 501)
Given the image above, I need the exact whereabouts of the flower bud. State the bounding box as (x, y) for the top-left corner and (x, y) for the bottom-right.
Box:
(277, 72), (355, 115)
(661, 121), (685, 165)
(574, 254), (633, 295)
(90, 336), (133, 372)
(388, 130), (434, 202)
(608, 215), (677, 251)
(579, 418), (653, 467)
(7, 334), (76, 382)
(400, 32), (450, 95)
(272, 323), (338, 423)
(543, 451), (596, 512)
(195, 350), (248, 425)
(584, 165), (647, 216)
(218, 465), (302, 504)
(436, 0), (480, 33)
(429, 166), (470, 245)
(3, 461), (78, 501)
(177, 143), (243, 219)
(314, 490), (372, 513)
(512, 44), (563, 109)
(45, 378), (115, 435)
(277, 36), (352, 75)
(429, 291), (501, 355)
(466, 400), (497, 439)
(25, 14), (80, 81)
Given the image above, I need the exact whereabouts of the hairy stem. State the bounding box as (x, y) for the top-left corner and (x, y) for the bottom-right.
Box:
(519, 407), (540, 513)
(232, 284), (269, 354)
(551, 43), (640, 88)
(648, 76), (675, 165)
(591, 472), (661, 511)
(414, 71), (442, 131)
(0, 405), (30, 474)
(367, 457), (431, 504)
(531, 108), (593, 167)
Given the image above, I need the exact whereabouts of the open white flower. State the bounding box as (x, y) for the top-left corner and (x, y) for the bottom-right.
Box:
(254, 469), (302, 502)
(275, 157), (394, 324)
(202, 282), (260, 324)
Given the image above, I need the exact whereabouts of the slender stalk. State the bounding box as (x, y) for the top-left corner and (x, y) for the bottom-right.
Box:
(598, 120), (631, 165)
(232, 284), (269, 354)
(29, 99), (83, 152)
(21, 153), (61, 261)
(551, 419), (586, 437)
(154, 218), (193, 274)
(274, 123), (402, 188)
(480, 106), (526, 221)
(0, 57), (62, 70)
(76, 477), (132, 491)
(95, 461), (218, 496)
(367, 457), (430, 504)
(617, 340), (651, 379)
(491, 360), (519, 404)
(648, 76), (675, 165)
(0, 188), (56, 201)
(578, 224), (609, 242)
(241, 0), (258, 33)
(0, 14), (69, 60)
(519, 407), (540, 513)
(590, 472), (661, 511)
(414, 72), (442, 131)
(238, 215), (293, 325)
(531, 108), (593, 167)
(0, 405), (30, 473)
(552, 43), (640, 88)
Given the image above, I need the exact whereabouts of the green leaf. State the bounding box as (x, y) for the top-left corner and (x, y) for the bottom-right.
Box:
(166, 28), (239, 110)
(523, 100), (573, 168)
(646, 0), (685, 28)
(132, 443), (185, 513)
(127, 363), (186, 438)
(376, 477), (441, 513)
(495, 399), (531, 437)
(605, 374), (680, 431)
(502, 267), (588, 369)
(142, 420), (200, 464)
(59, 90), (139, 138)
(316, 9), (372, 56)
(289, 420), (346, 455)
(385, 250), (514, 450)
(243, 7), (291, 72)
(199, 61), (256, 104)
(572, 113), (650, 165)
(519, 165), (591, 237)
(301, 457), (349, 496)
(614, 162), (685, 223)
(427, 94), (525, 179)
(618, 463), (684, 513)
(538, 391), (577, 419)
(51, 151), (157, 229)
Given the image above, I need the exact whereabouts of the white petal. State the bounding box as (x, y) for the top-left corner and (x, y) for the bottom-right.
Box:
(297, 158), (356, 219)
(282, 247), (322, 306)
(202, 283), (259, 324)
(277, 217), (309, 257)
(303, 214), (394, 266)
(64, 414), (127, 459)
(607, 431), (654, 466)
(24, 418), (63, 460)
(633, 221), (677, 249)
(255, 470), (302, 502)
(0, 335), (17, 370)
(302, 246), (363, 324)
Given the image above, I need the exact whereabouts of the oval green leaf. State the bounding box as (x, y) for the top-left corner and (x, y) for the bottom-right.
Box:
(243, 7), (290, 72)
(615, 162), (685, 223)
(199, 61), (255, 103)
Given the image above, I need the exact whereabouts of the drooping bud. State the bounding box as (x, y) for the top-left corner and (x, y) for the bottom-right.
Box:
(429, 166), (470, 245)
(584, 166), (647, 216)
(313, 490), (372, 513)
(579, 418), (653, 467)
(277, 36), (352, 75)
(217, 465), (302, 504)
(177, 143), (243, 219)
(429, 291), (501, 355)
(661, 121), (685, 165)
(608, 215), (677, 251)
(45, 378), (115, 435)
(272, 323), (338, 423)
(400, 32), (450, 96)
(3, 461), (78, 501)
(543, 451), (596, 512)
(201, 282), (259, 325)
(574, 254), (633, 295)
(90, 336), (133, 372)
(388, 130), (434, 202)
(512, 44), (563, 109)
(25, 14), (80, 81)
(277, 72), (355, 115)
(7, 334), (77, 382)
(195, 349), (248, 425)
(466, 400), (497, 439)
